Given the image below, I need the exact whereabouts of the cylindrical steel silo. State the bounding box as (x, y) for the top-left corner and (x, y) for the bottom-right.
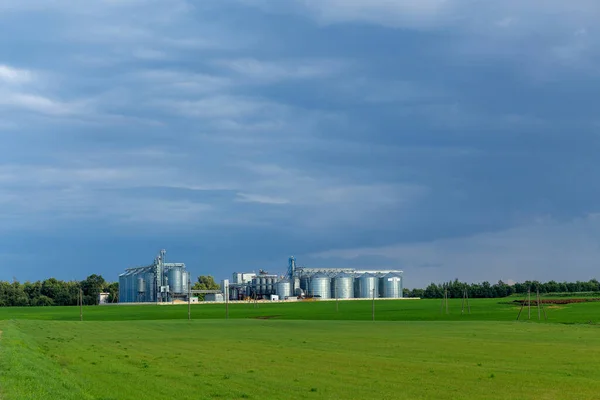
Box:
(137, 277), (145, 293)
(277, 279), (292, 298)
(310, 273), (331, 299)
(260, 277), (267, 295)
(333, 273), (354, 299)
(119, 274), (127, 303)
(126, 272), (134, 302)
(182, 271), (189, 294)
(359, 273), (380, 298)
(381, 273), (403, 298)
(266, 277), (273, 294)
(300, 276), (310, 292)
(168, 267), (183, 294)
(145, 272), (155, 302)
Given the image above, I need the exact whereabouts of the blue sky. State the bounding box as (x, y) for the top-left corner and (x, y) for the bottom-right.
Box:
(1, 0), (599, 288)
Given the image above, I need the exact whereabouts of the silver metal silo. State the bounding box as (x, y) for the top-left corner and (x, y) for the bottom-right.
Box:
(168, 267), (183, 294)
(381, 273), (403, 298)
(333, 273), (354, 299)
(137, 277), (145, 293)
(300, 276), (310, 292)
(266, 277), (273, 294)
(260, 277), (267, 295)
(119, 273), (127, 303)
(182, 271), (188, 294)
(310, 273), (331, 299)
(358, 273), (380, 298)
(276, 279), (292, 298)
(145, 272), (155, 302)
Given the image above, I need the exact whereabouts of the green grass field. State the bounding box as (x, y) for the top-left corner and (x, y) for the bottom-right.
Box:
(1, 299), (599, 399)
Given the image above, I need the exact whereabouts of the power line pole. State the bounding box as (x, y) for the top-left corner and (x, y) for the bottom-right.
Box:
(372, 288), (375, 321)
(537, 287), (541, 321)
(444, 289), (448, 314)
(225, 284), (229, 320)
(188, 277), (191, 321)
(528, 288), (531, 320)
(79, 288), (83, 322)
(335, 282), (339, 313)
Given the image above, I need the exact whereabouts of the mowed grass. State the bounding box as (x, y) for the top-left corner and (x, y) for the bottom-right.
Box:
(1, 319), (600, 400)
(0, 297), (599, 324)
(1, 299), (600, 399)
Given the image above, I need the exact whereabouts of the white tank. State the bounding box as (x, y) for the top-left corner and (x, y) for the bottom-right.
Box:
(168, 268), (183, 294)
(381, 273), (403, 298)
(137, 277), (145, 293)
(358, 274), (379, 298)
(276, 280), (292, 298)
(333, 273), (354, 299)
(310, 273), (331, 299)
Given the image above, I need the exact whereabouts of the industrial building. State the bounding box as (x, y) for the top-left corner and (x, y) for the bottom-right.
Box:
(119, 249), (191, 303)
(227, 256), (404, 301)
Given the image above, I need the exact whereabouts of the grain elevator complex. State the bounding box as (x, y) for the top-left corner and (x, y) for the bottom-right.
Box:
(118, 252), (404, 303)
(226, 257), (404, 301)
(119, 250), (190, 303)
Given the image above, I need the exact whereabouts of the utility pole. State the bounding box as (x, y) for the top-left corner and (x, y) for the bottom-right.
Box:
(226, 284), (229, 320)
(537, 287), (541, 321)
(79, 288), (83, 321)
(445, 288), (449, 314)
(528, 288), (531, 320)
(335, 282), (339, 313)
(188, 277), (191, 321)
(372, 288), (375, 321)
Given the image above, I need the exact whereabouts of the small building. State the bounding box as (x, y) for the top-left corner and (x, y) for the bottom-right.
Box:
(98, 292), (110, 305)
(205, 293), (224, 302)
(269, 294), (279, 301)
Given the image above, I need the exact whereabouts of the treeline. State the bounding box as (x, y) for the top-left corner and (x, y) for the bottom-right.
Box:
(404, 279), (600, 299)
(0, 274), (118, 307)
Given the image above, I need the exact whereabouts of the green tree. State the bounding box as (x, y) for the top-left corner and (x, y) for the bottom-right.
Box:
(81, 274), (107, 305)
(192, 275), (220, 301)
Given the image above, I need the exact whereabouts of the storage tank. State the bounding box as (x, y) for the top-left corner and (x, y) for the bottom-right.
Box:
(333, 273), (354, 299)
(310, 273), (331, 299)
(358, 273), (379, 298)
(300, 276), (310, 292)
(182, 271), (189, 294)
(381, 273), (403, 298)
(266, 277), (273, 294)
(125, 272), (134, 302)
(119, 274), (127, 303)
(260, 277), (267, 295)
(276, 279), (292, 298)
(168, 267), (183, 294)
(137, 277), (145, 293)
(145, 272), (154, 302)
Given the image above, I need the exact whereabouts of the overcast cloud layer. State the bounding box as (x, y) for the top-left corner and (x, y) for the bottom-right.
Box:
(1, 0), (599, 287)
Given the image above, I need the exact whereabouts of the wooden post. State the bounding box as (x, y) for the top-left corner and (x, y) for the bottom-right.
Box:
(188, 278), (191, 321)
(537, 288), (541, 321)
(372, 288), (375, 321)
(226, 286), (229, 320)
(516, 291), (527, 320)
(335, 283), (338, 313)
(528, 288), (531, 320)
(466, 288), (471, 314)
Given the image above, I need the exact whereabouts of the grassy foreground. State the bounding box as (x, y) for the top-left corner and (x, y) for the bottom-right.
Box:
(0, 297), (599, 324)
(2, 319), (600, 400)
(1, 299), (599, 399)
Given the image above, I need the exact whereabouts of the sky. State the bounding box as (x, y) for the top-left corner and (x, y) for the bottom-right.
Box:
(1, 0), (599, 288)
